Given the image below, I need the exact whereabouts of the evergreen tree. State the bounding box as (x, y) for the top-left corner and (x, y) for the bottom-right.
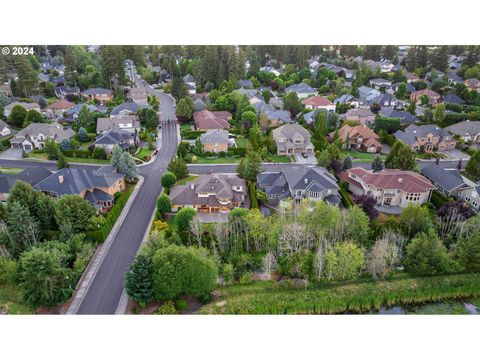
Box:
(125, 252), (154, 306)
(167, 157), (189, 179)
(342, 156), (352, 170)
(465, 150), (480, 181)
(118, 152), (138, 180)
(78, 127), (89, 142)
(110, 145), (123, 168)
(56, 153), (69, 169)
(3, 202), (39, 259)
(249, 123), (263, 151)
(237, 151), (262, 183)
(171, 77), (188, 100)
(99, 45), (125, 86)
(77, 105), (93, 130)
(8, 105), (27, 127)
(64, 46), (77, 86)
(385, 141), (416, 170)
(284, 92), (303, 117)
(371, 154), (384, 172)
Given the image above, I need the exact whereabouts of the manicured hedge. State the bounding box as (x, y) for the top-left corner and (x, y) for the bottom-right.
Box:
(182, 130), (205, 139)
(338, 182), (353, 208)
(62, 149), (91, 158)
(228, 147), (247, 156)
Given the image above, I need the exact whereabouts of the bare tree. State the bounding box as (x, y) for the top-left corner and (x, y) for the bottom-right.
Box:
(189, 215), (203, 247)
(262, 251), (277, 280)
(278, 222), (315, 256)
(367, 230), (406, 280)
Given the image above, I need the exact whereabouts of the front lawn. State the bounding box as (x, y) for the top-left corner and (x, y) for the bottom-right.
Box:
(197, 273), (480, 315)
(28, 151), (109, 164)
(135, 148), (153, 161)
(341, 150), (386, 161)
(193, 156), (242, 164)
(264, 155), (293, 163)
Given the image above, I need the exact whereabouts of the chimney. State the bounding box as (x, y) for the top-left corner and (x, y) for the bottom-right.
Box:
(58, 175), (64, 183)
(190, 182), (194, 190)
(398, 178), (403, 183)
(304, 178), (308, 184)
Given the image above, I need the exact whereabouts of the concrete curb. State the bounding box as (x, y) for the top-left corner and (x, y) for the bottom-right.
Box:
(65, 175), (145, 315)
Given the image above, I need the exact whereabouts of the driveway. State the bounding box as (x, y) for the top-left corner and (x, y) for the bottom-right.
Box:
(439, 149), (470, 161)
(0, 148), (23, 160)
(294, 153), (317, 164)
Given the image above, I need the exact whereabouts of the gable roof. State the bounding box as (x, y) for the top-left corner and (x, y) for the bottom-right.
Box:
(302, 96), (334, 107)
(82, 87), (113, 95)
(421, 164), (466, 192)
(94, 129), (135, 147)
(193, 110), (232, 130)
(96, 115), (140, 132)
(442, 93), (465, 105)
(0, 166), (52, 194)
(110, 102), (144, 116)
(46, 99), (75, 110)
(445, 121), (480, 136)
(272, 123), (311, 140)
(334, 124), (380, 142)
(199, 129), (229, 144)
(13, 123), (75, 143)
(285, 83), (317, 94)
(379, 107), (419, 125)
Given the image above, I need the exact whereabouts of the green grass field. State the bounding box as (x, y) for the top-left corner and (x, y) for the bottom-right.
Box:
(135, 148), (153, 160)
(341, 150), (386, 161)
(197, 273), (480, 314)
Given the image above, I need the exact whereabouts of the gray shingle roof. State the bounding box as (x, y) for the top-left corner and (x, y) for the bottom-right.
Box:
(421, 164), (466, 192)
(199, 129), (229, 144)
(445, 121), (480, 137)
(442, 93), (465, 105)
(285, 83), (317, 94)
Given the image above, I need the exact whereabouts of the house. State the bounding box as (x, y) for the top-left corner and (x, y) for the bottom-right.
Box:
(269, 97), (284, 109)
(82, 88), (114, 103)
(237, 79), (254, 89)
(369, 78), (392, 89)
(285, 83), (318, 99)
(128, 87), (148, 106)
(404, 72), (421, 84)
(420, 164), (469, 198)
(0, 120), (11, 137)
(54, 86), (80, 99)
(458, 185), (480, 213)
(332, 124), (382, 153)
(394, 124), (456, 153)
(445, 121), (480, 144)
(302, 96), (336, 111)
(94, 129), (137, 153)
(34, 168), (125, 213)
(199, 129), (229, 154)
(45, 100), (76, 120)
(265, 110), (292, 127)
(442, 93), (465, 105)
(257, 165), (340, 206)
(183, 74), (196, 95)
(464, 78), (480, 92)
(193, 110), (232, 131)
(371, 92), (396, 107)
(410, 89), (442, 106)
(338, 167), (435, 210)
(4, 102), (41, 117)
(0, 166), (52, 202)
(358, 86), (381, 103)
(260, 66), (281, 77)
(446, 72), (463, 85)
(342, 108), (376, 125)
(65, 104), (99, 122)
(379, 107), (419, 126)
(169, 174), (247, 214)
(392, 82), (416, 94)
(334, 94), (359, 108)
(272, 123), (314, 155)
(96, 115), (141, 134)
(10, 123), (75, 150)
(110, 102), (144, 116)
(194, 98), (206, 111)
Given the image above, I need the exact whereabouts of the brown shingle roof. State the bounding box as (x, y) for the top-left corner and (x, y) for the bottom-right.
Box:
(193, 110), (232, 130)
(302, 96), (334, 107)
(46, 100), (75, 110)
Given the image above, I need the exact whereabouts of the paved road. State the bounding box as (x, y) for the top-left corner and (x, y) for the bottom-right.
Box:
(188, 159), (466, 174)
(74, 74), (178, 314)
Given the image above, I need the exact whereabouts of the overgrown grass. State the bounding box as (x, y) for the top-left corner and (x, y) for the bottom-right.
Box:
(0, 284), (34, 314)
(197, 273), (480, 314)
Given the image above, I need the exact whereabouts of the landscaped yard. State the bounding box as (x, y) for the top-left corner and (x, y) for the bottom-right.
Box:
(135, 148), (153, 160)
(264, 155), (293, 163)
(197, 273), (480, 315)
(341, 150), (386, 161)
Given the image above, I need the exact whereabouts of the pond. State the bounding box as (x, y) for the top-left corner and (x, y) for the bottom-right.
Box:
(375, 300), (480, 314)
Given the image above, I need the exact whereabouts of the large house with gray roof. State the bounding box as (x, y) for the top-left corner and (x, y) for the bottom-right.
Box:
(272, 123), (314, 155)
(11, 123), (75, 151)
(0, 166), (52, 202)
(199, 129), (229, 153)
(34, 168), (125, 213)
(285, 83), (318, 99)
(169, 174), (247, 215)
(445, 121), (480, 145)
(94, 129), (138, 153)
(257, 165), (340, 206)
(96, 114), (140, 134)
(421, 164), (480, 212)
(394, 124), (456, 153)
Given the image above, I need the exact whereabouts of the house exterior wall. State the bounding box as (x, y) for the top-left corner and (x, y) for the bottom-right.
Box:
(203, 142), (228, 153)
(458, 188), (480, 212)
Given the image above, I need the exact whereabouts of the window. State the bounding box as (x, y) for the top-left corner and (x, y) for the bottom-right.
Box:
(406, 193), (421, 202)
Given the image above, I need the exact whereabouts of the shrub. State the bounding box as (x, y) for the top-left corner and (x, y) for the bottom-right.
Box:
(175, 299), (188, 312)
(152, 245), (218, 301)
(92, 146), (108, 160)
(0, 257), (17, 284)
(161, 171), (177, 189)
(175, 208), (196, 232)
(248, 182), (258, 209)
(156, 301), (178, 314)
(456, 231), (480, 272)
(156, 193), (172, 217)
(222, 263), (234, 285)
(125, 252), (154, 306)
(404, 231), (450, 276)
(239, 272), (254, 285)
